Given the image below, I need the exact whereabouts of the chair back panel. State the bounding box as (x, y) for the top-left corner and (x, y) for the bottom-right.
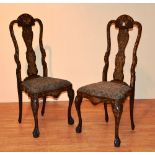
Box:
(10, 13), (47, 82)
(102, 14), (142, 88)
(113, 28), (129, 81)
(19, 14), (38, 77)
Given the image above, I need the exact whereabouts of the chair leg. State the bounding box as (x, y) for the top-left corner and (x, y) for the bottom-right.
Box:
(111, 100), (123, 147)
(67, 88), (74, 125)
(104, 102), (109, 122)
(130, 93), (135, 130)
(41, 96), (46, 116)
(17, 88), (22, 123)
(31, 96), (40, 138)
(75, 95), (83, 133)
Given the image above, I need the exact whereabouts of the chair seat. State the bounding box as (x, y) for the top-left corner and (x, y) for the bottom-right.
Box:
(22, 77), (72, 94)
(78, 81), (132, 100)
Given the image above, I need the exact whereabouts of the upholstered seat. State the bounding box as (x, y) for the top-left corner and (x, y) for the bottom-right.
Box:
(78, 81), (131, 100)
(23, 77), (72, 94)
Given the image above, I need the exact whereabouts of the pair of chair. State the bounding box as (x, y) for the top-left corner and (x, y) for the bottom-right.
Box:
(9, 13), (142, 147)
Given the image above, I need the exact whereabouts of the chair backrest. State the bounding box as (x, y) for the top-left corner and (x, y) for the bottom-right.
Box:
(9, 13), (47, 82)
(102, 14), (142, 89)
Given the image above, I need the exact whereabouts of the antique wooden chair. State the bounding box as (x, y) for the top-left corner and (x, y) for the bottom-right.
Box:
(75, 14), (142, 147)
(9, 13), (74, 138)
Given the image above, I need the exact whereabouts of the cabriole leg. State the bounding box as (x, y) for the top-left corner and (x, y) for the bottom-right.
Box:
(67, 87), (74, 125)
(31, 96), (40, 138)
(112, 100), (123, 147)
(75, 94), (83, 133)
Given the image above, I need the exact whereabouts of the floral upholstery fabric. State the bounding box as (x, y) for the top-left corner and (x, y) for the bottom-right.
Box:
(78, 81), (132, 100)
(22, 77), (72, 94)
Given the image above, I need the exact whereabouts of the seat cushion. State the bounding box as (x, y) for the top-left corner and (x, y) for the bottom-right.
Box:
(78, 81), (132, 100)
(22, 77), (72, 94)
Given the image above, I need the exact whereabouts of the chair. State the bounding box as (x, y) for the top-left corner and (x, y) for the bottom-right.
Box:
(9, 13), (74, 138)
(75, 14), (142, 147)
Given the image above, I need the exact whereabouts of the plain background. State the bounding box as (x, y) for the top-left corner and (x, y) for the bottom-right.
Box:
(0, 3), (154, 102)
